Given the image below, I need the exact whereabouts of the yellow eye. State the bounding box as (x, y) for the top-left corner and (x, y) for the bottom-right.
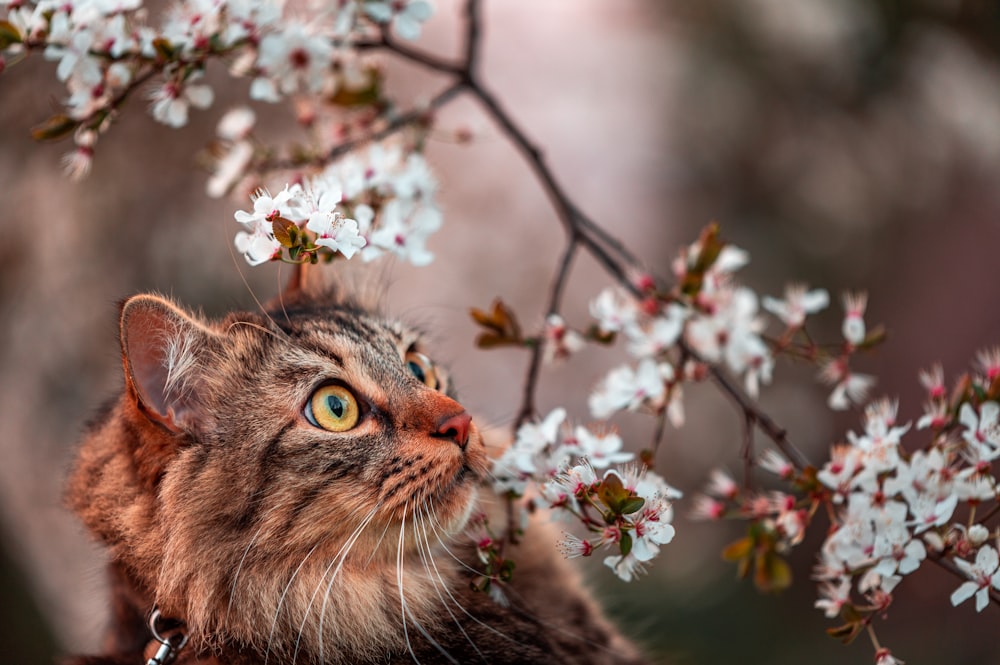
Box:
(305, 385), (360, 432)
(405, 352), (439, 390)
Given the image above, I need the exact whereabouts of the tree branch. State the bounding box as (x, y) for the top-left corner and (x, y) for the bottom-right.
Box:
(514, 234), (579, 429)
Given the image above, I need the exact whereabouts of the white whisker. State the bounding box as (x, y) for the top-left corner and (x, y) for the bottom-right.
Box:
(264, 541), (321, 665)
(308, 506), (381, 663)
(397, 502), (418, 663)
(415, 503), (486, 662)
(225, 503), (283, 625)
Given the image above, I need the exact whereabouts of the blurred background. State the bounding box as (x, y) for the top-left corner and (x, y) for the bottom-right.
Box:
(2, 0), (1000, 663)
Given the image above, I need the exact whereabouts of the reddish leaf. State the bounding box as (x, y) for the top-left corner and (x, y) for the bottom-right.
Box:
(0, 20), (22, 49)
(272, 217), (298, 248)
(721, 536), (753, 563)
(470, 298), (522, 347)
(31, 114), (79, 142)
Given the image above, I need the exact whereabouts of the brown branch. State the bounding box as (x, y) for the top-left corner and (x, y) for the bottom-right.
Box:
(462, 0), (483, 76)
(514, 234), (580, 429)
(699, 350), (813, 471)
(377, 30), (464, 76)
(741, 409), (756, 490)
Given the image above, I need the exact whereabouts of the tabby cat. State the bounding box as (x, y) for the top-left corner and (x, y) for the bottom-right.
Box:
(65, 277), (650, 665)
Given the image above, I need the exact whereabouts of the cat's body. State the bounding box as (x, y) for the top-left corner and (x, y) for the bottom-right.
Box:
(65, 284), (649, 665)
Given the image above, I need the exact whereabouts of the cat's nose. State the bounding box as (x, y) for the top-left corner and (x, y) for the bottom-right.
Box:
(434, 411), (472, 449)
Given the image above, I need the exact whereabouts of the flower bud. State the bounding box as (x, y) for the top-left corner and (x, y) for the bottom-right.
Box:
(968, 524), (990, 547)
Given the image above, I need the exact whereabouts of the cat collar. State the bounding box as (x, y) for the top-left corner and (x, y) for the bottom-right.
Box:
(145, 607), (189, 665)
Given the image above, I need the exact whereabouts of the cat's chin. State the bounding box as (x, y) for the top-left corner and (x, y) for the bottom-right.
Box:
(435, 481), (480, 535)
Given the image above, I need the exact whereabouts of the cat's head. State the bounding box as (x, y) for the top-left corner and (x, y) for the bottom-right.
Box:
(71, 285), (491, 657)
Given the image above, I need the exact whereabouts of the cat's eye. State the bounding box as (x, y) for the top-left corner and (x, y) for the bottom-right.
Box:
(305, 384), (360, 432)
(405, 351), (439, 390)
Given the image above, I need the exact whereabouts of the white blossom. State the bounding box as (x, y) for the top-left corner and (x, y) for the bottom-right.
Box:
(762, 283), (829, 328)
(951, 545), (1000, 612)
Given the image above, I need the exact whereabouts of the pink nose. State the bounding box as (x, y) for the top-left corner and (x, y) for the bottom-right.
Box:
(434, 411), (472, 449)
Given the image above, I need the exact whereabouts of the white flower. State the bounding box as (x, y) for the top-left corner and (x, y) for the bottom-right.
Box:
(308, 213), (366, 259)
(814, 576), (851, 618)
(959, 402), (1000, 462)
(207, 142), (253, 198)
(44, 14), (103, 87)
(874, 649), (902, 665)
(368, 199), (440, 266)
(149, 77), (214, 128)
(590, 287), (638, 334)
(817, 445), (864, 501)
(573, 427), (633, 469)
(762, 283), (829, 328)
(759, 449), (794, 480)
(918, 363), (946, 399)
(557, 532), (594, 559)
(704, 468), (738, 500)
(950, 545), (1000, 612)
(603, 552), (645, 582)
(820, 358), (875, 410)
(968, 524), (991, 547)
(689, 495), (725, 521)
(252, 20), (335, 100)
(624, 304), (688, 358)
(234, 226), (280, 266)
(977, 348), (1000, 383)
(234, 186), (298, 227)
(542, 314), (586, 364)
(506, 408), (567, 476)
(217, 106), (256, 141)
(364, 0), (433, 40)
(588, 358), (665, 419)
(632, 506), (676, 562)
(841, 291), (868, 345)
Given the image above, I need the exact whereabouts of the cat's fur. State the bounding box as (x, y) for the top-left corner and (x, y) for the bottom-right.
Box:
(65, 282), (649, 665)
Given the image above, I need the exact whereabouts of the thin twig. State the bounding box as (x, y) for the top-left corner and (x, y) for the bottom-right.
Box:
(463, 0), (483, 76)
(514, 234), (580, 429)
(648, 408), (667, 467)
(741, 410), (756, 490)
(697, 347), (812, 471)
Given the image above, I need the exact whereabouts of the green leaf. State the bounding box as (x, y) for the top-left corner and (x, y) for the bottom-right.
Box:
(0, 20), (23, 49)
(499, 558), (515, 582)
(619, 531), (633, 557)
(597, 473), (629, 513)
(31, 114), (79, 142)
(619, 496), (646, 515)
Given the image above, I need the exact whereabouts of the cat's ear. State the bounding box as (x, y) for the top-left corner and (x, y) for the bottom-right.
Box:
(119, 294), (220, 434)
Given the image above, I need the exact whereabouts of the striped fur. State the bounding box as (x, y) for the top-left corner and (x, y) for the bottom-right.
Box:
(65, 288), (649, 665)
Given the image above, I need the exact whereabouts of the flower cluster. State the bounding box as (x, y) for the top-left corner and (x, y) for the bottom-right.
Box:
(491, 409), (680, 581)
(690, 354), (1000, 658)
(689, 463), (807, 593)
(540, 226), (878, 457)
(0, 0), (434, 176)
(232, 138), (441, 266)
